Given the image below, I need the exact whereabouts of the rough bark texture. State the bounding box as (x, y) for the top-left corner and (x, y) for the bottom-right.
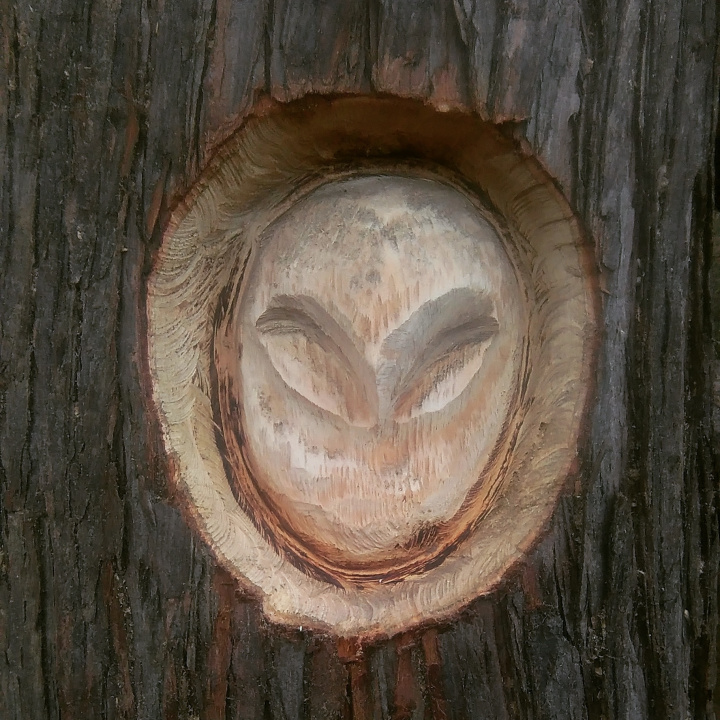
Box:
(0, 1), (718, 719)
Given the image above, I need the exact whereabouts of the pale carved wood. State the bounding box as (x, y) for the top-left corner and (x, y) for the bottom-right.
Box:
(146, 96), (599, 639)
(223, 175), (525, 583)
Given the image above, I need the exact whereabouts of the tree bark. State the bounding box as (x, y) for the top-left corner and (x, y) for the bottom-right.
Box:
(0, 1), (718, 719)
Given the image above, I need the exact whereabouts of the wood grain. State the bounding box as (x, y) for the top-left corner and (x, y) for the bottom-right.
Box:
(0, 0), (717, 717)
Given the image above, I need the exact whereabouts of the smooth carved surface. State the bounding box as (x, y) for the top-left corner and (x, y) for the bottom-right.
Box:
(147, 97), (598, 638)
(217, 176), (526, 582)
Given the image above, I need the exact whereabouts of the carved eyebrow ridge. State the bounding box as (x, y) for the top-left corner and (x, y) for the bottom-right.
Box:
(381, 288), (499, 418)
(256, 294), (351, 345)
(383, 289), (496, 347)
(255, 294), (378, 423)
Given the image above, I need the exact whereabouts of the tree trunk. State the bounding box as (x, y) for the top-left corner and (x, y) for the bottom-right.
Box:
(0, 1), (718, 719)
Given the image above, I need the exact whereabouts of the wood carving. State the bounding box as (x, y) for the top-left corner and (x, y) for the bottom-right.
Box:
(146, 96), (598, 639)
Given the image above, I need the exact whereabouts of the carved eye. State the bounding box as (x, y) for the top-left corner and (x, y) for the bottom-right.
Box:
(255, 295), (378, 427)
(379, 289), (499, 422)
(257, 289), (499, 427)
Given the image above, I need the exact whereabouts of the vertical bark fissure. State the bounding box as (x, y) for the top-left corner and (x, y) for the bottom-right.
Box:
(263, 0), (275, 97)
(364, 0), (379, 91)
(191, 0), (217, 178)
(35, 517), (56, 720)
(686, 159), (720, 718)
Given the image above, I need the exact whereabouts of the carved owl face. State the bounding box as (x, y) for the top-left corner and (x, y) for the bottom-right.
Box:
(215, 176), (527, 583)
(146, 97), (597, 638)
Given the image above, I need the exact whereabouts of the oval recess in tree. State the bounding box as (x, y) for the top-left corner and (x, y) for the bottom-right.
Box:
(146, 95), (599, 639)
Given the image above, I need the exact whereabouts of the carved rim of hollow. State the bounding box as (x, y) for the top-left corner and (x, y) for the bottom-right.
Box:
(146, 95), (599, 639)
